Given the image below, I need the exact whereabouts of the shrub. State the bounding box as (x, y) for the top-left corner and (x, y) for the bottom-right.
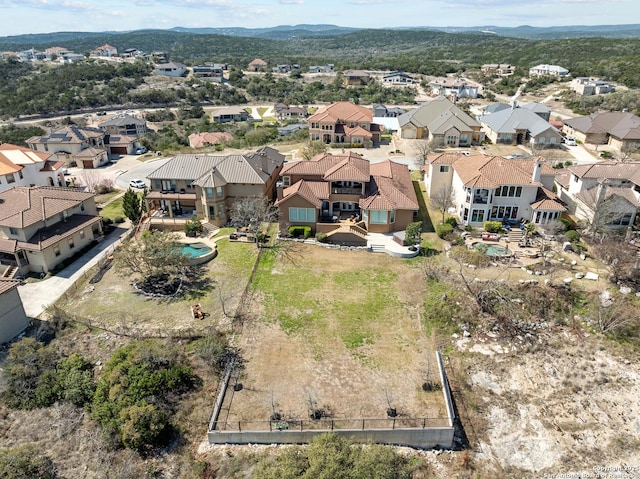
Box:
(102, 217), (113, 226)
(316, 232), (328, 243)
(289, 226), (312, 238)
(114, 216), (125, 224)
(436, 223), (453, 239)
(484, 221), (503, 233)
(0, 445), (57, 479)
(565, 230), (580, 243)
(183, 217), (204, 237)
(405, 221), (422, 246)
(444, 216), (458, 228)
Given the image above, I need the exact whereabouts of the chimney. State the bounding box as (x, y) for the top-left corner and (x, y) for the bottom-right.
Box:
(276, 180), (284, 201)
(596, 179), (608, 205)
(532, 159), (542, 184)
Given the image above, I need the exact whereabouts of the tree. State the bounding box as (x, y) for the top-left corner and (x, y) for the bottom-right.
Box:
(405, 221), (422, 246)
(301, 140), (327, 160)
(429, 184), (455, 225)
(114, 230), (189, 278)
(0, 445), (57, 479)
(122, 188), (144, 225)
(229, 196), (278, 237)
(183, 216), (204, 237)
(413, 140), (437, 175)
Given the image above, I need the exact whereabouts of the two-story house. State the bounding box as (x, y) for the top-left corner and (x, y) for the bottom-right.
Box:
(425, 153), (565, 227)
(555, 162), (640, 229)
(429, 78), (479, 99)
(563, 112), (640, 152)
(398, 96), (485, 145)
(276, 152), (419, 244)
(144, 147), (284, 228)
(91, 44), (118, 57)
(307, 102), (381, 147)
(26, 126), (108, 169)
(342, 70), (371, 86)
(98, 115), (148, 138)
(0, 186), (103, 277)
(528, 64), (569, 77)
(481, 64), (516, 77)
(0, 143), (66, 192)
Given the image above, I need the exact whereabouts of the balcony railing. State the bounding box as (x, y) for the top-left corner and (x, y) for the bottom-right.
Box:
(331, 187), (362, 195)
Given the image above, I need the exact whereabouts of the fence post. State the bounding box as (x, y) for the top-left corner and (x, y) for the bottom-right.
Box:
(300, 420), (303, 432)
(392, 419), (396, 430)
(269, 421), (272, 432)
(423, 418), (426, 428)
(362, 419), (365, 430)
(331, 420), (334, 430)
(238, 421), (241, 432)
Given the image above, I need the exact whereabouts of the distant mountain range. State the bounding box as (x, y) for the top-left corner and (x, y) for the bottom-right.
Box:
(1, 23), (639, 45)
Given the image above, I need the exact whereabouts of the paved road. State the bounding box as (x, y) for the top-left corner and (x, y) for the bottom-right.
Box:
(18, 225), (131, 319)
(114, 156), (170, 189)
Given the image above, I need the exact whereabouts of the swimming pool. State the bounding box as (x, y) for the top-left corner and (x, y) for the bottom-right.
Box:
(177, 242), (216, 264)
(472, 241), (509, 257)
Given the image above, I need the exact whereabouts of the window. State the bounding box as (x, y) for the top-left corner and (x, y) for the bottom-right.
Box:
(463, 208), (469, 222)
(206, 188), (213, 199)
(80, 203), (85, 211)
(68, 238), (74, 249)
(311, 133), (320, 141)
(471, 209), (485, 223)
(289, 207), (315, 222)
(9, 227), (17, 235)
(209, 205), (215, 217)
(53, 244), (60, 256)
(18, 170), (23, 179)
(155, 180), (162, 190)
(79, 230), (85, 240)
(446, 135), (457, 145)
(390, 210), (396, 223)
(186, 180), (193, 189)
(283, 176), (291, 187)
(216, 186), (223, 198)
(370, 210), (387, 224)
(439, 165), (450, 173)
(6, 173), (15, 184)
(362, 210), (369, 223)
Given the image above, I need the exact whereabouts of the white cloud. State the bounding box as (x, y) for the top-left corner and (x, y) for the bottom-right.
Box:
(280, 0), (304, 4)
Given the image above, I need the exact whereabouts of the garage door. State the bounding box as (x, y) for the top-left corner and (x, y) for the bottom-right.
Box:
(110, 146), (128, 155)
(82, 160), (94, 169)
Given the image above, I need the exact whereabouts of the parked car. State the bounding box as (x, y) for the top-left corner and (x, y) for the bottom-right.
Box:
(135, 146), (147, 155)
(565, 137), (577, 146)
(129, 179), (146, 189)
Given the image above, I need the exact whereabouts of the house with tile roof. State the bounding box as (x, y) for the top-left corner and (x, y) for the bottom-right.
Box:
(555, 162), (640, 229)
(398, 96), (484, 145)
(145, 147), (284, 228)
(275, 152), (419, 243)
(26, 126), (108, 168)
(0, 279), (29, 343)
(91, 44), (118, 57)
(0, 143), (66, 193)
(563, 112), (640, 152)
(307, 102), (381, 147)
(188, 132), (233, 148)
(0, 186), (103, 277)
(425, 153), (565, 227)
(479, 104), (562, 148)
(248, 58), (268, 72)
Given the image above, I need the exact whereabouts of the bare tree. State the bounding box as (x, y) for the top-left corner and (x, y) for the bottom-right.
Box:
(413, 140), (436, 177)
(77, 170), (102, 192)
(114, 230), (188, 278)
(593, 295), (638, 334)
(429, 184), (455, 225)
(301, 140), (327, 161)
(583, 196), (630, 240)
(229, 196), (278, 238)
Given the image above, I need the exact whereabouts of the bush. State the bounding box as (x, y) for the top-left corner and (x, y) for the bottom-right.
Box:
(102, 217), (113, 226)
(316, 232), (328, 243)
(114, 216), (125, 224)
(484, 221), (503, 233)
(289, 225), (312, 238)
(436, 223), (453, 239)
(444, 216), (458, 228)
(565, 230), (580, 243)
(0, 445), (57, 479)
(183, 217), (204, 237)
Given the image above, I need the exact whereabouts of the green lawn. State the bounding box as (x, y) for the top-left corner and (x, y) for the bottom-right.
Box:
(98, 197), (124, 221)
(412, 180), (435, 233)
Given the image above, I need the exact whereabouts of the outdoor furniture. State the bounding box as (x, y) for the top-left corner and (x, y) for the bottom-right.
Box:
(481, 233), (500, 242)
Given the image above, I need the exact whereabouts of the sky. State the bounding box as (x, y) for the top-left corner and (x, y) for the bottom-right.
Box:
(0, 0), (638, 37)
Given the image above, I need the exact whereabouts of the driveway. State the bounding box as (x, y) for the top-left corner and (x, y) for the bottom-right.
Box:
(18, 225), (132, 319)
(564, 144), (600, 165)
(114, 156), (171, 189)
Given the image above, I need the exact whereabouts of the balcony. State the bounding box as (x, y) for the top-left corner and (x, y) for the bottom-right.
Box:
(331, 186), (362, 195)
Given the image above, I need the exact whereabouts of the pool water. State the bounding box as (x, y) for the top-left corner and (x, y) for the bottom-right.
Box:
(473, 242), (508, 256)
(179, 242), (213, 258)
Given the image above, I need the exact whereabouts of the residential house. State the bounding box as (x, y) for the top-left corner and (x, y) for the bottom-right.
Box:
(272, 64), (299, 73)
(211, 106), (250, 123)
(342, 70), (371, 86)
(563, 112), (640, 151)
(309, 64), (334, 74)
(429, 78), (479, 99)
(277, 124), (308, 137)
(276, 152), (419, 242)
(193, 63), (225, 82)
(372, 104), (406, 118)
(425, 153), (565, 227)
(479, 104), (561, 148)
(188, 132), (233, 148)
(103, 136), (140, 156)
(481, 64), (516, 76)
(98, 115), (148, 138)
(0, 279), (29, 344)
(274, 103), (307, 120)
(398, 96), (484, 145)
(91, 44), (118, 57)
(26, 126), (109, 168)
(521, 102), (552, 121)
(0, 143), (66, 192)
(0, 186), (103, 276)
(18, 48), (46, 62)
(144, 147), (284, 228)
(555, 162), (640, 228)
(382, 71), (417, 85)
(248, 58), (268, 72)
(571, 77), (615, 96)
(58, 51), (85, 64)
(307, 102), (382, 147)
(154, 62), (188, 77)
(528, 64), (569, 77)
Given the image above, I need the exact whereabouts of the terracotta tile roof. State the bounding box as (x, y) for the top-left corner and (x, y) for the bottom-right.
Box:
(40, 160), (65, 172)
(451, 155), (550, 188)
(323, 155), (370, 182)
(530, 187), (566, 211)
(18, 215), (101, 251)
(360, 160), (419, 211)
(0, 278), (20, 295)
(553, 169), (571, 189)
(276, 180), (328, 207)
(308, 102), (373, 124)
(281, 152), (370, 179)
(249, 58), (267, 66)
(188, 132), (233, 148)
(343, 125), (373, 139)
(0, 143), (51, 164)
(74, 148), (105, 159)
(0, 186), (94, 229)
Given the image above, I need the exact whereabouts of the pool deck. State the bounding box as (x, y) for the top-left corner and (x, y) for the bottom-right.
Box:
(464, 233), (543, 267)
